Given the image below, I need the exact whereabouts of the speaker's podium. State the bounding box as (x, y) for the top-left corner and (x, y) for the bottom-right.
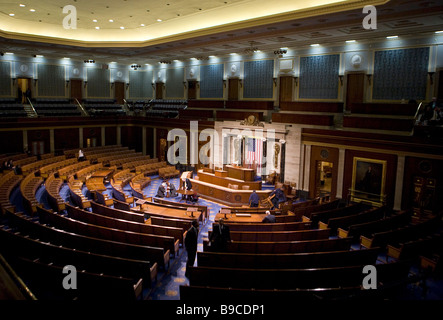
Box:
(180, 171), (193, 189)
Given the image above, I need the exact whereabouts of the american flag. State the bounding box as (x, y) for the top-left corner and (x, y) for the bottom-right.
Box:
(245, 137), (263, 176)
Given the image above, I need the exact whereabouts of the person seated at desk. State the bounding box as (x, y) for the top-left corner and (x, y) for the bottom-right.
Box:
(190, 191), (199, 203)
(270, 187), (286, 210)
(182, 177), (192, 191)
(78, 149), (85, 162)
(167, 180), (178, 197)
(209, 218), (231, 252)
(249, 190), (260, 208)
(181, 177), (193, 201)
(262, 210), (276, 223)
(156, 183), (166, 198)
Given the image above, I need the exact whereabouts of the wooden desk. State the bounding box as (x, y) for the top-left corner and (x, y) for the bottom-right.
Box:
(197, 170), (261, 190)
(133, 204), (202, 222)
(215, 213), (266, 223)
(225, 165), (255, 181)
(177, 189), (194, 201)
(190, 178), (271, 207)
(215, 170), (228, 177)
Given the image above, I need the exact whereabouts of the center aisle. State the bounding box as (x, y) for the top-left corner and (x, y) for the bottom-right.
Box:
(141, 177), (223, 300)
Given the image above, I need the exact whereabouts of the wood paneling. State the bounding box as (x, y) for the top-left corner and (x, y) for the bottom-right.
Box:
(54, 128), (79, 151)
(145, 127), (154, 157)
(343, 116), (414, 132)
(402, 157), (443, 212)
(70, 79), (83, 102)
(114, 81), (125, 104)
(228, 79), (239, 101)
(345, 73), (365, 110)
(272, 113), (334, 126)
(0, 131), (23, 154)
(187, 80), (197, 100)
(279, 76), (294, 102)
(105, 127), (117, 146)
(350, 102), (417, 116)
(121, 126), (142, 152)
(155, 83), (164, 99)
(216, 111), (263, 121)
(187, 100), (224, 109)
(279, 102), (343, 113)
(225, 100), (274, 110)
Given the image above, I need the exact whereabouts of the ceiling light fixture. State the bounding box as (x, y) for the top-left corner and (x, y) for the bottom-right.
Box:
(93, 19), (97, 22)
(9, 13), (15, 16)
(29, 9), (35, 12)
(95, 26), (100, 29)
(346, 40), (356, 43)
(109, 19), (114, 22)
(19, 4), (26, 7)
(386, 35), (398, 39)
(157, 19), (162, 22)
(84, 60), (95, 63)
(274, 49), (287, 55)
(131, 64), (141, 70)
(435, 30), (443, 34)
(310, 43), (320, 47)
(159, 60), (171, 64)
(120, 26), (125, 29)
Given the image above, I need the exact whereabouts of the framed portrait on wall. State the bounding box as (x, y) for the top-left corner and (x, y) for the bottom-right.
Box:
(351, 157), (387, 206)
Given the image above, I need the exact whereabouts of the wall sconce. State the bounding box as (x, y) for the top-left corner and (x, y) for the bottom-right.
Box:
(12, 78), (17, 85)
(273, 78), (277, 86)
(196, 81), (200, 89)
(294, 77), (298, 86)
(34, 79), (38, 86)
(183, 81), (187, 89)
(84, 81), (88, 88)
(152, 83), (155, 90)
(126, 83), (130, 90)
(223, 79), (227, 88)
(366, 74), (372, 85)
(428, 72), (435, 85)
(338, 75), (344, 86)
(239, 79), (243, 88)
(66, 80), (70, 87)
(111, 82), (114, 88)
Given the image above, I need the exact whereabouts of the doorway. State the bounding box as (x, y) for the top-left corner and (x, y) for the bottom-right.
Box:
(86, 138), (97, 148)
(345, 73), (365, 111)
(228, 78), (239, 100)
(315, 161), (333, 198)
(114, 82), (125, 104)
(70, 79), (83, 102)
(17, 78), (32, 104)
(155, 83), (164, 99)
(188, 80), (197, 100)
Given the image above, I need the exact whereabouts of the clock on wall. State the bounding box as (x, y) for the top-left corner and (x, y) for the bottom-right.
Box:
(231, 64), (237, 74)
(19, 64), (29, 73)
(351, 54), (362, 68)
